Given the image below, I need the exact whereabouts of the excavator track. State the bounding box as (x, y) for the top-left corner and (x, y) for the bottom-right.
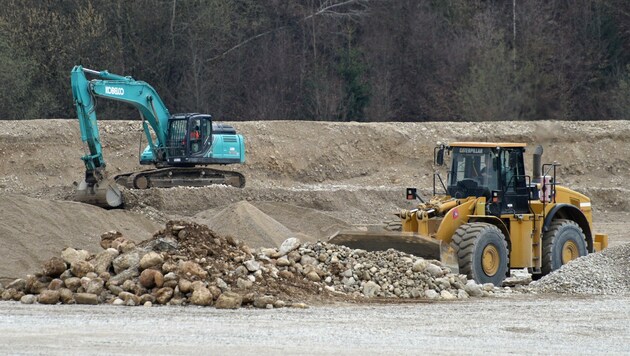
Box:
(114, 167), (246, 190)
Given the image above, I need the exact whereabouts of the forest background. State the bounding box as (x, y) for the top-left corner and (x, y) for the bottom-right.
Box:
(1, 0), (630, 121)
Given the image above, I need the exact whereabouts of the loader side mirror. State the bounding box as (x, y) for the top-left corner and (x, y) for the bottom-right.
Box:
(435, 147), (444, 166)
(406, 188), (417, 200)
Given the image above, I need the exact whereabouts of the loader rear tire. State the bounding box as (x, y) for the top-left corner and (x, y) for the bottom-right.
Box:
(452, 222), (509, 286)
(537, 219), (587, 278)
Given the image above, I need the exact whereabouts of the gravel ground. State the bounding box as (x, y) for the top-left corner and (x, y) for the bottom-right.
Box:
(1, 295), (629, 355)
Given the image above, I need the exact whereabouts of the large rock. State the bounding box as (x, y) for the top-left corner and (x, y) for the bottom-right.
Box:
(74, 293), (99, 305)
(305, 271), (321, 282)
(85, 278), (104, 295)
(42, 257), (67, 277)
(118, 291), (141, 306)
(48, 279), (64, 291)
(155, 287), (174, 305)
(215, 292), (243, 309)
(464, 281), (484, 297)
(112, 252), (140, 274)
(61, 248), (91, 265)
(276, 257), (291, 267)
(236, 278), (253, 289)
(178, 279), (193, 294)
(20, 294), (37, 304)
(7, 278), (26, 292)
(139, 269), (164, 289)
(178, 261), (207, 280)
(253, 295), (276, 308)
(140, 252), (164, 270)
(59, 288), (75, 304)
(243, 260), (261, 272)
(440, 290), (456, 300)
(190, 287), (213, 306)
(70, 260), (94, 278)
(278, 237), (301, 256)
(412, 259), (428, 273)
(63, 277), (82, 292)
(93, 248), (119, 274)
(425, 263), (444, 278)
(362, 281), (381, 297)
(25, 275), (47, 294)
(108, 267), (139, 286)
(38, 290), (60, 304)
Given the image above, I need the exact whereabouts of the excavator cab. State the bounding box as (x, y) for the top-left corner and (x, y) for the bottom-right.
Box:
(166, 114), (213, 159)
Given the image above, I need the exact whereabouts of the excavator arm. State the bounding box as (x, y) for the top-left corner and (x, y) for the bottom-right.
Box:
(71, 65), (170, 166)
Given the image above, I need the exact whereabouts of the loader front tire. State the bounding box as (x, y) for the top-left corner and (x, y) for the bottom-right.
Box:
(538, 219), (587, 278)
(452, 222), (509, 286)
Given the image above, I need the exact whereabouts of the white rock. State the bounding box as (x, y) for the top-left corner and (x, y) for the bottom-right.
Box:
(362, 281), (381, 297)
(440, 290), (456, 300)
(244, 260), (261, 272)
(426, 263), (443, 277)
(425, 289), (439, 299)
(279, 238), (301, 256)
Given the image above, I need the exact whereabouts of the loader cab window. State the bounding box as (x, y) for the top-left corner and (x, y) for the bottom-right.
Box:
(499, 148), (526, 192)
(496, 148), (529, 214)
(448, 147), (498, 198)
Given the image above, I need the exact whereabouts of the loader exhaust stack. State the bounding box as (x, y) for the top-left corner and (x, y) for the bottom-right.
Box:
(532, 145), (544, 183)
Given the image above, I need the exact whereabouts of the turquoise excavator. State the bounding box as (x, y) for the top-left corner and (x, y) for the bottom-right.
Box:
(70, 65), (246, 208)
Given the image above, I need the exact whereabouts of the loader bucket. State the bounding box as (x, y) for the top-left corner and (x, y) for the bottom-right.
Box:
(74, 177), (123, 208)
(329, 230), (459, 273)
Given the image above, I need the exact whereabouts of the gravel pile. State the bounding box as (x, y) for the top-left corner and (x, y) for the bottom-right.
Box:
(0, 221), (499, 308)
(529, 243), (630, 295)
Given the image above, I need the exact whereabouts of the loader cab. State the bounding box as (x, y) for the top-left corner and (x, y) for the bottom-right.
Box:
(447, 146), (499, 199)
(446, 143), (529, 216)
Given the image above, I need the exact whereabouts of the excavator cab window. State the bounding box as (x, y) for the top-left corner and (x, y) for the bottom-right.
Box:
(167, 118), (188, 157)
(188, 116), (212, 155)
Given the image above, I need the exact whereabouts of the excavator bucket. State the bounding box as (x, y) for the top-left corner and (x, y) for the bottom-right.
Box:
(328, 230), (459, 273)
(74, 177), (123, 209)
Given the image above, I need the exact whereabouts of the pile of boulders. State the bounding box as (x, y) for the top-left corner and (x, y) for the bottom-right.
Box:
(266, 238), (491, 300)
(0, 220), (499, 308)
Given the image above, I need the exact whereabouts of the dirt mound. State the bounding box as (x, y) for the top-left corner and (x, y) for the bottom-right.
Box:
(194, 201), (297, 248)
(529, 243), (630, 295)
(0, 193), (159, 283)
(194, 201), (352, 248)
(252, 201), (352, 240)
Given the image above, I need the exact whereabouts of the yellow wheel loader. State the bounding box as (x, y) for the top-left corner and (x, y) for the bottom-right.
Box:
(330, 142), (608, 285)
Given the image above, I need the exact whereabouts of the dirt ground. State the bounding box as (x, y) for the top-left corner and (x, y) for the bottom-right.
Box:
(0, 119), (629, 281)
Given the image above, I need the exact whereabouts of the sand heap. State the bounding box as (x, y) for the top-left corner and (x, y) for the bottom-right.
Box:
(0, 221), (497, 308)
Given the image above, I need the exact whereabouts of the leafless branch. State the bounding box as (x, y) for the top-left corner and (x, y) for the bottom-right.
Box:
(206, 0), (369, 63)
